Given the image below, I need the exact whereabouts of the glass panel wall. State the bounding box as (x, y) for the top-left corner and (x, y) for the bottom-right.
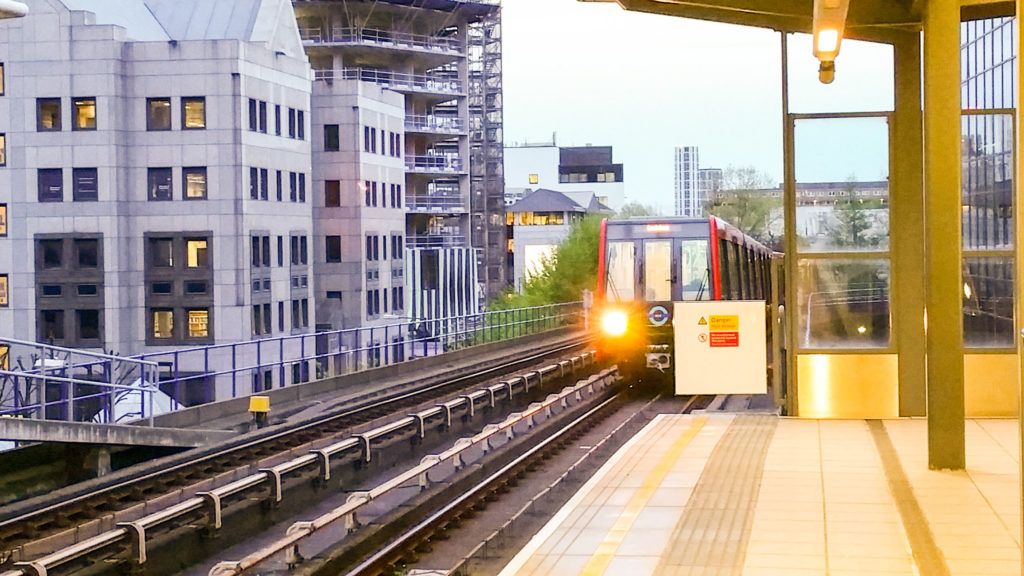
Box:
(960, 13), (1015, 348)
(794, 114), (891, 349)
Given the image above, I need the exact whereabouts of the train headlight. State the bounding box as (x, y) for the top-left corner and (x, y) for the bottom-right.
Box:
(601, 309), (628, 337)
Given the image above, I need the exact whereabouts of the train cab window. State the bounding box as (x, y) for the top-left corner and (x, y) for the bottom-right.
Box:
(680, 240), (709, 300)
(644, 240), (672, 301)
(605, 241), (635, 302)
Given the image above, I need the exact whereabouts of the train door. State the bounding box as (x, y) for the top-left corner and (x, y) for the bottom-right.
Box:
(604, 241), (636, 303)
(643, 239), (672, 302)
(679, 239), (710, 300)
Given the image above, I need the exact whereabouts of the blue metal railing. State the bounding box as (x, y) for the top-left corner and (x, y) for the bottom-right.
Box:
(0, 303), (584, 426)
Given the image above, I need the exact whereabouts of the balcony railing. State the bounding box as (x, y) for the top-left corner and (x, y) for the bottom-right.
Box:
(405, 114), (465, 133)
(408, 194), (467, 212)
(406, 154), (464, 173)
(407, 234), (469, 249)
(315, 67), (463, 95)
(300, 26), (463, 54)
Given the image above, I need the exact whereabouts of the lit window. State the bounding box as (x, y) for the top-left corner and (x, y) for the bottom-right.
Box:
(146, 98), (171, 131)
(153, 309), (173, 339)
(73, 98), (96, 131)
(528, 173), (538, 185)
(183, 167), (207, 199)
(186, 239), (209, 268)
(0, 133), (5, 166)
(0, 204), (6, 236)
(37, 98), (61, 131)
(182, 97), (205, 129)
(187, 309), (209, 338)
(0, 274), (7, 307)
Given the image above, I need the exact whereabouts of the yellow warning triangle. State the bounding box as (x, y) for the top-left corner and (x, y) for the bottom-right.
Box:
(698, 317), (707, 326)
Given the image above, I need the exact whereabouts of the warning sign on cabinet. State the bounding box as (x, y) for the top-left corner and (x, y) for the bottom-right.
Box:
(674, 301), (767, 395)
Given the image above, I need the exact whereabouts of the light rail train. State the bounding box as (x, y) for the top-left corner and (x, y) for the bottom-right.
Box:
(595, 216), (778, 391)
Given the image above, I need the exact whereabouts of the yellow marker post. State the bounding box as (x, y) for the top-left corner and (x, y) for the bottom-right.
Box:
(249, 395), (270, 428)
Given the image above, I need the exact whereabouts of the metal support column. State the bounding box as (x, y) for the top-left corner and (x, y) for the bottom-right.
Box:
(923, 0), (965, 470)
(1015, 1), (1024, 570)
(891, 31), (926, 417)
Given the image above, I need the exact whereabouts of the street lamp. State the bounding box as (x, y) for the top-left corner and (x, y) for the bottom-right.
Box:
(0, 0), (27, 18)
(812, 0), (849, 84)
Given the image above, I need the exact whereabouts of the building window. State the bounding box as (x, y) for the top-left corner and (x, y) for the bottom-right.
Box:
(325, 180), (341, 207)
(148, 167), (172, 200)
(150, 238), (173, 267)
(276, 170), (283, 201)
(289, 172), (297, 201)
(73, 97), (96, 131)
(187, 309), (209, 338)
(250, 167), (258, 199)
(77, 284), (98, 296)
(37, 98), (61, 131)
(277, 236), (283, 266)
(0, 204), (6, 236)
(182, 97), (205, 129)
(184, 167), (207, 199)
(0, 133), (5, 166)
(248, 98), (257, 131)
(275, 104), (281, 135)
(278, 301), (285, 332)
(300, 236), (308, 265)
(39, 310), (64, 341)
(40, 239), (62, 269)
(252, 304), (262, 335)
(0, 63), (4, 96)
(186, 281), (206, 294)
(326, 236), (342, 262)
(259, 101), (267, 133)
(186, 239), (209, 268)
(146, 97), (171, 131)
(251, 236), (261, 267)
(288, 108), (296, 137)
(72, 168), (98, 201)
(324, 124), (340, 151)
(153, 309), (174, 339)
(299, 173), (306, 202)
(0, 274), (7, 307)
(529, 173), (539, 185)
(297, 110), (305, 140)
(76, 310), (100, 341)
(75, 239), (99, 268)
(261, 236), (271, 267)
(38, 168), (63, 202)
(261, 168), (269, 200)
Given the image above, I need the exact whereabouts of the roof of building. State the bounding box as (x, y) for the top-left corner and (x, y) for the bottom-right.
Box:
(563, 191), (613, 213)
(59, 0), (304, 56)
(509, 188), (586, 214)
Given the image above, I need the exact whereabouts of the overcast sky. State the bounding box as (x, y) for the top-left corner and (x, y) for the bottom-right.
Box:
(501, 0), (896, 214)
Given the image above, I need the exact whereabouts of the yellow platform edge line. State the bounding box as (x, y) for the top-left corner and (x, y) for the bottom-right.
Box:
(579, 415), (708, 576)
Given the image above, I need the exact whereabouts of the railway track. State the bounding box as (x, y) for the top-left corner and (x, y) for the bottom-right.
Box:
(337, 394), (714, 576)
(0, 334), (601, 575)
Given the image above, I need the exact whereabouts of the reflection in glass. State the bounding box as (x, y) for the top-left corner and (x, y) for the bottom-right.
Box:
(963, 257), (1014, 347)
(680, 240), (709, 300)
(797, 259), (891, 348)
(605, 241), (634, 303)
(644, 240), (671, 301)
(961, 114), (1013, 251)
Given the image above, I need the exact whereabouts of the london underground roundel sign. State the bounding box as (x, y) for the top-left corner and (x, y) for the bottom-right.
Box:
(648, 305), (670, 326)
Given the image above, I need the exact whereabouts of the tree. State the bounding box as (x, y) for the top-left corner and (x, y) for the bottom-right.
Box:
(704, 165), (781, 249)
(615, 201), (661, 219)
(829, 181), (885, 249)
(490, 214), (603, 309)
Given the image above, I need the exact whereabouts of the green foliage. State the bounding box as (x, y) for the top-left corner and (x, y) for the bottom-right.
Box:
(704, 165), (782, 250)
(829, 183), (885, 249)
(615, 201), (661, 218)
(491, 214), (603, 309)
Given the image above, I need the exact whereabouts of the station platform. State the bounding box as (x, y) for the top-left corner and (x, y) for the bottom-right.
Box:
(497, 411), (1021, 576)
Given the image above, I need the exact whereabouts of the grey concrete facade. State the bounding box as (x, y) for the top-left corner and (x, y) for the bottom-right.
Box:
(0, 0), (313, 353)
